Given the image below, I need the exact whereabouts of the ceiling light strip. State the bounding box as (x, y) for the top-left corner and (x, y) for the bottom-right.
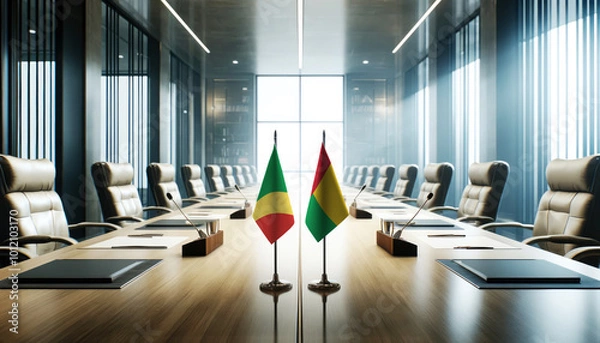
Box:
(161, 0), (210, 53)
(392, 0), (442, 54)
(297, 0), (304, 70)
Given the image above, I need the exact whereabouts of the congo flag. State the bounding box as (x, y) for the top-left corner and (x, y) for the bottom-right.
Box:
(305, 143), (348, 242)
(253, 145), (294, 243)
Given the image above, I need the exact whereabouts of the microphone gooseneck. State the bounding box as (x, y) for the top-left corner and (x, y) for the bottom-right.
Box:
(352, 184), (367, 206)
(392, 192), (433, 239)
(234, 184), (249, 206)
(167, 192), (208, 239)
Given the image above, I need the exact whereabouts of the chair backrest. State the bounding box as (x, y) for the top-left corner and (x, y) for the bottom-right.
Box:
(233, 165), (246, 188)
(354, 165), (368, 187)
(204, 164), (226, 192)
(533, 155), (600, 255)
(393, 164), (418, 198)
(181, 164), (208, 198)
(457, 161), (510, 221)
(91, 162), (144, 220)
(374, 165), (396, 192)
(343, 166), (351, 184)
(347, 166), (358, 186)
(0, 155), (69, 256)
(221, 165), (236, 188)
(416, 162), (454, 209)
(364, 165), (379, 188)
(147, 163), (182, 210)
(242, 165), (254, 185)
(250, 165), (258, 184)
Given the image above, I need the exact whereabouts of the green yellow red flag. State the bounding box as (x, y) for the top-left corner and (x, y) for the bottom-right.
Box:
(305, 143), (348, 242)
(252, 145), (294, 243)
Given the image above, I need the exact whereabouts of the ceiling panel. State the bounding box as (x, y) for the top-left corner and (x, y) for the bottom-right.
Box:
(111, 0), (481, 76)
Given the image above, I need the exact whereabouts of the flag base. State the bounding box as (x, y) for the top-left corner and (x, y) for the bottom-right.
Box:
(260, 273), (293, 293)
(308, 274), (341, 293)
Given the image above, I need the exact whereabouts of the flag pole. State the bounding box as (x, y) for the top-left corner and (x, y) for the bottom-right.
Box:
(308, 130), (341, 292)
(260, 130), (292, 293)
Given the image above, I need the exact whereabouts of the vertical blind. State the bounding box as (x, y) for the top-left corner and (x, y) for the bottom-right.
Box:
(11, 0), (56, 160)
(521, 0), (599, 216)
(170, 54), (200, 189)
(452, 15), (480, 200)
(402, 57), (430, 182)
(101, 2), (150, 198)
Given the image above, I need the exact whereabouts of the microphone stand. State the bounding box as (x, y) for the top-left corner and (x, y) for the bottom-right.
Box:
(392, 192), (433, 239)
(167, 192), (207, 238)
(167, 192), (224, 256)
(349, 184), (372, 219)
(376, 192), (433, 257)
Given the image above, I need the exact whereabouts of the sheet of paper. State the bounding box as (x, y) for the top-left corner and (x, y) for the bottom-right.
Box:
(82, 236), (189, 249)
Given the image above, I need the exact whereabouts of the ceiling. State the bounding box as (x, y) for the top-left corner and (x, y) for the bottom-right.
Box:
(111, 0), (479, 76)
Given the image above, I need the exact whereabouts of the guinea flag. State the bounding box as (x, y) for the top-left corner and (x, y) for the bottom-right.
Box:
(305, 143), (348, 242)
(252, 145), (294, 244)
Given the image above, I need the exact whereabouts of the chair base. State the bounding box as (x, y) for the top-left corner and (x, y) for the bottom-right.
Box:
(182, 230), (224, 256)
(376, 230), (417, 256)
(349, 203), (372, 219)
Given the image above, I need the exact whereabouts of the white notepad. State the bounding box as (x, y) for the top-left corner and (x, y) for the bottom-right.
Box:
(82, 236), (188, 249)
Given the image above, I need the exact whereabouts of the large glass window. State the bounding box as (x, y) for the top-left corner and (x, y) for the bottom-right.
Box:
(256, 76), (344, 182)
(521, 1), (599, 216)
(401, 58), (429, 186)
(11, 0), (56, 160)
(170, 54), (201, 191)
(101, 2), (150, 199)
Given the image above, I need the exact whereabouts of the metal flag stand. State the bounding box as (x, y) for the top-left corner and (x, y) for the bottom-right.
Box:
(308, 130), (341, 292)
(260, 130), (293, 293)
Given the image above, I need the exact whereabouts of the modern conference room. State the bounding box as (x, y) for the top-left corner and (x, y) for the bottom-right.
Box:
(1, 0), (600, 342)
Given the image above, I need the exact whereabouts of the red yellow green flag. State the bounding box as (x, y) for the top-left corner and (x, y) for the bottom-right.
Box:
(252, 145), (294, 243)
(305, 143), (348, 242)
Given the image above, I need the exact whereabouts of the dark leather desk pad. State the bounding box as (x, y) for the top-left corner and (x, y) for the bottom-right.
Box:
(438, 259), (600, 289)
(0, 259), (161, 289)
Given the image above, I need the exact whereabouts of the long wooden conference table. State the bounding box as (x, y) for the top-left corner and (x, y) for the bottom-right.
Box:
(1, 184), (600, 342)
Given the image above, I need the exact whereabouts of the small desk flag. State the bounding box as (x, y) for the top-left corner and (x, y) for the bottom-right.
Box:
(253, 145), (294, 243)
(305, 143), (348, 242)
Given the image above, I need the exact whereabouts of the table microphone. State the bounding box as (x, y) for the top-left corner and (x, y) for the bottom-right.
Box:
(167, 192), (208, 238)
(234, 185), (249, 206)
(393, 192), (433, 239)
(352, 184), (367, 207)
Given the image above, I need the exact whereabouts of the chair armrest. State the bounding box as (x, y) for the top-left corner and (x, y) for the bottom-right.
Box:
(397, 197), (417, 203)
(2, 234), (78, 246)
(205, 193), (222, 199)
(564, 246), (600, 262)
(106, 215), (145, 226)
(189, 196), (210, 201)
(456, 215), (496, 226)
(428, 206), (458, 213)
(522, 234), (600, 247)
(182, 198), (205, 205)
(479, 221), (534, 232)
(142, 206), (173, 213)
(69, 221), (121, 232)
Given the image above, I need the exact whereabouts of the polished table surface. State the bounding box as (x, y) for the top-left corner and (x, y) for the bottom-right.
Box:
(2, 186), (600, 342)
